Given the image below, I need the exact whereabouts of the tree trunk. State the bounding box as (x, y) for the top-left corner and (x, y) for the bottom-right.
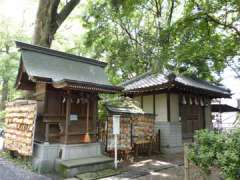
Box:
(33, 0), (80, 47)
(1, 79), (9, 110)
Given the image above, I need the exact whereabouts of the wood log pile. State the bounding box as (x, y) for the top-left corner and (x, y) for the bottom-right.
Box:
(107, 115), (154, 151)
(4, 100), (37, 156)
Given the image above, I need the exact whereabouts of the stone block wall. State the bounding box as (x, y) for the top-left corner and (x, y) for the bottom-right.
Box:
(155, 121), (183, 153)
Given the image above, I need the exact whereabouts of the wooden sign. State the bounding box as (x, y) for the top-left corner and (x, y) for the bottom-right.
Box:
(4, 100), (37, 156)
(113, 115), (120, 135)
(70, 114), (78, 121)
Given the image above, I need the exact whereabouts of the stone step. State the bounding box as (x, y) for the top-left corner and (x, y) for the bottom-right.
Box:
(56, 155), (114, 178)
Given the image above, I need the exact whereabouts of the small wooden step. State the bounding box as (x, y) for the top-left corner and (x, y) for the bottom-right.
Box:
(56, 155), (114, 178)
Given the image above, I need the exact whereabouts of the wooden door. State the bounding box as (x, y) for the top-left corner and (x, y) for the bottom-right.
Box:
(181, 105), (204, 139)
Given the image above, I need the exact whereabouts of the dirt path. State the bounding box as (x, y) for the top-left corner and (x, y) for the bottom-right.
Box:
(135, 165), (184, 180)
(0, 158), (50, 180)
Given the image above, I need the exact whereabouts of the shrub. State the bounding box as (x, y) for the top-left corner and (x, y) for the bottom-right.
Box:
(188, 129), (240, 180)
(216, 129), (240, 180)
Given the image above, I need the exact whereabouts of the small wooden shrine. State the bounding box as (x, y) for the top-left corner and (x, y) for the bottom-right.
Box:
(122, 72), (232, 153)
(103, 98), (160, 158)
(15, 41), (122, 145)
(5, 42), (122, 175)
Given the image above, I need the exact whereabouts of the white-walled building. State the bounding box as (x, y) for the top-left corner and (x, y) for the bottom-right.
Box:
(122, 72), (231, 153)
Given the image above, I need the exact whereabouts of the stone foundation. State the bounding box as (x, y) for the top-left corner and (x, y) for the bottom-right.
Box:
(32, 142), (102, 173)
(155, 121), (183, 154)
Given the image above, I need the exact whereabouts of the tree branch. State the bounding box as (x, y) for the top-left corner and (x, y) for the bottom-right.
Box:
(118, 21), (143, 46)
(226, 58), (240, 79)
(55, 0), (80, 31)
(195, 2), (240, 38)
(205, 14), (240, 37)
(167, 0), (175, 27)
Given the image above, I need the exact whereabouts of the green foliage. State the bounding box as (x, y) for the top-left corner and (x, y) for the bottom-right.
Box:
(0, 110), (5, 122)
(188, 129), (240, 180)
(81, 0), (179, 83)
(188, 130), (223, 174)
(0, 19), (28, 108)
(216, 130), (240, 180)
(80, 0), (240, 83)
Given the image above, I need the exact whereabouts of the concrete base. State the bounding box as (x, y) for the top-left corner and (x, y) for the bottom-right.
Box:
(32, 142), (102, 173)
(56, 155), (114, 178)
(60, 143), (102, 160)
(155, 121), (183, 154)
(32, 143), (60, 173)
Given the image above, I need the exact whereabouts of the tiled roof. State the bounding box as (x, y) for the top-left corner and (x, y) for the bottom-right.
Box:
(122, 72), (231, 97)
(105, 97), (153, 115)
(16, 41), (121, 92)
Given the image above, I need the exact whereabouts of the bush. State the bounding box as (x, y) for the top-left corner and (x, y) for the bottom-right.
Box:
(188, 129), (240, 180)
(216, 130), (240, 180)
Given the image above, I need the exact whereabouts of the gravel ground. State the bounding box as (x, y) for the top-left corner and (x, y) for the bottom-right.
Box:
(0, 158), (50, 180)
(102, 153), (184, 180)
(136, 165), (184, 180)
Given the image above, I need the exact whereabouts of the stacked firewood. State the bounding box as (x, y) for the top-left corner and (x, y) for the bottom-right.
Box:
(107, 115), (154, 151)
(4, 100), (37, 156)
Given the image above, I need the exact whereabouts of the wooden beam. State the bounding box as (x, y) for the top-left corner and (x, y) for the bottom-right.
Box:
(64, 90), (71, 144)
(167, 93), (171, 122)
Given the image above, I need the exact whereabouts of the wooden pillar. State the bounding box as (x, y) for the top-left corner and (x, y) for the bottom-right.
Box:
(43, 84), (48, 143)
(167, 93), (171, 122)
(65, 90), (71, 144)
(94, 95), (99, 142)
(130, 122), (133, 147)
(45, 123), (49, 142)
(83, 98), (91, 143)
(141, 95), (143, 109)
(203, 105), (206, 128)
(105, 116), (108, 152)
(86, 101), (90, 133)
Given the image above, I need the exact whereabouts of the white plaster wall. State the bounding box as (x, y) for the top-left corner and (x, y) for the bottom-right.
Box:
(133, 96), (141, 107)
(155, 94), (168, 122)
(143, 95), (154, 113)
(170, 94), (179, 122)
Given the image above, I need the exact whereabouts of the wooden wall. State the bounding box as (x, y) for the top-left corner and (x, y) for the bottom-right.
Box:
(34, 83), (98, 144)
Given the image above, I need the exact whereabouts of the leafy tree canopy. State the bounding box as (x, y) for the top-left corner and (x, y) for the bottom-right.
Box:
(80, 0), (240, 84)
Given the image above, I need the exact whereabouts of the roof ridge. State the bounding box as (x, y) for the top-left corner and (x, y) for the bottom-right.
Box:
(16, 41), (107, 68)
(121, 71), (153, 86)
(177, 74), (230, 92)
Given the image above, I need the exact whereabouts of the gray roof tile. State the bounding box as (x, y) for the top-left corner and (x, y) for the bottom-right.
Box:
(17, 42), (113, 87)
(122, 72), (231, 97)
